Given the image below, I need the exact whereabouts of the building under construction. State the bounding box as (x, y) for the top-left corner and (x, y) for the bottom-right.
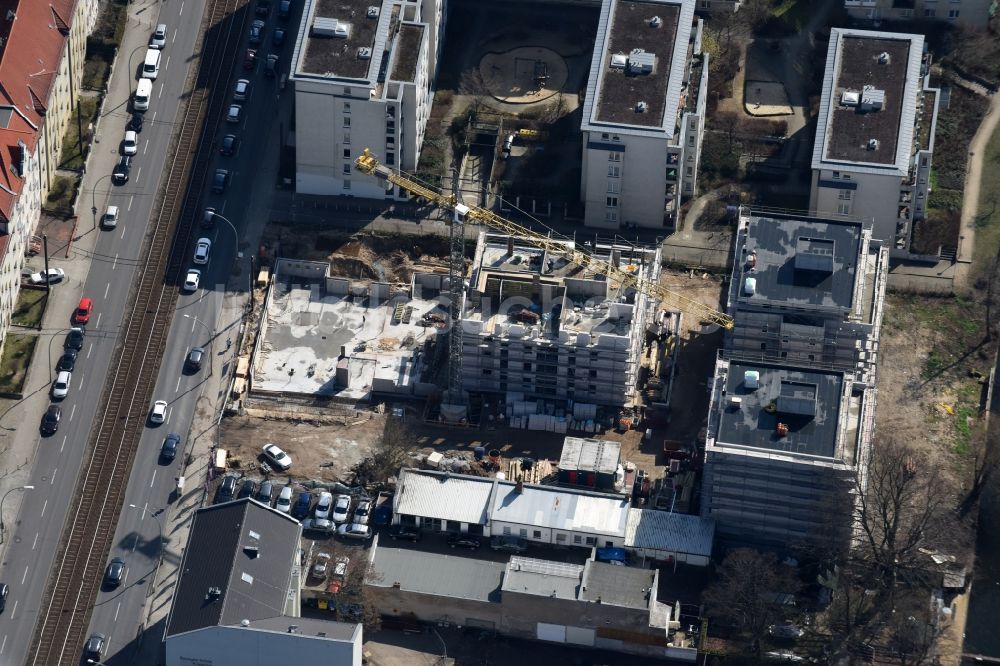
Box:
(457, 232), (662, 408)
(701, 210), (889, 550)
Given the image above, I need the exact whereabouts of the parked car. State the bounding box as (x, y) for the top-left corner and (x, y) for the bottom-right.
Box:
(57, 349), (77, 372)
(160, 433), (180, 462)
(201, 207), (216, 228)
(29, 268), (65, 284)
(193, 238), (212, 265)
(84, 634), (106, 661)
(103, 205), (120, 228)
(220, 134), (238, 156)
(40, 404), (62, 435)
(243, 48), (258, 70)
(262, 443), (292, 470)
(52, 370), (71, 399)
(226, 104), (242, 124)
(272, 27), (286, 47)
(255, 0), (271, 17)
(74, 297), (93, 324)
(237, 478), (257, 499)
(149, 399), (168, 425)
(122, 130), (138, 155)
(447, 533), (481, 550)
(185, 346), (205, 372)
(301, 518), (334, 534)
(337, 523), (371, 540)
(278, 0), (291, 18)
(353, 499), (372, 525)
(183, 268), (201, 292)
(0, 583), (7, 612)
(292, 491), (313, 519)
(256, 479), (274, 504)
(275, 485), (293, 513)
(312, 552), (331, 578)
(149, 23), (168, 49)
(490, 535), (528, 554)
(769, 624), (805, 640)
(104, 557), (125, 588)
(249, 19), (265, 44)
(233, 78), (250, 101)
(332, 494), (351, 523)
(265, 54), (279, 77)
(112, 155), (131, 184)
(217, 475), (238, 502)
(211, 168), (229, 193)
(65, 327), (84, 350)
(314, 491), (333, 520)
(130, 111), (144, 132)
(389, 524), (421, 541)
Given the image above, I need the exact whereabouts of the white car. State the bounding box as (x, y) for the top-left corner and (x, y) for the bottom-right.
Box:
(226, 104), (242, 123)
(332, 494), (351, 524)
(262, 442), (292, 470)
(337, 523), (371, 540)
(149, 23), (167, 49)
(149, 400), (168, 424)
(275, 485), (293, 513)
(314, 491), (333, 520)
(183, 268), (201, 292)
(353, 499), (372, 525)
(103, 205), (119, 228)
(52, 370), (71, 399)
(123, 130), (138, 155)
(233, 79), (250, 101)
(29, 268), (65, 285)
(193, 238), (211, 265)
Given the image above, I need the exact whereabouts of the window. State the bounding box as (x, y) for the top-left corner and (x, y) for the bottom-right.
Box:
(343, 149), (351, 159)
(343, 164), (351, 174)
(688, 135), (695, 147)
(842, 173), (851, 180)
(924, 8), (936, 16)
(606, 196), (618, 208)
(601, 132), (609, 140)
(921, 157), (929, 167)
(344, 87), (352, 95)
(838, 189), (852, 201)
(519, 528), (527, 537)
(948, 9), (959, 18)
(608, 151), (621, 162)
(612, 135), (620, 141)
(343, 102), (351, 114)
(585, 536), (597, 546)
(608, 165), (620, 177)
(503, 526), (512, 535)
(343, 179), (351, 190)
(556, 533), (567, 543)
(386, 153), (395, 165)
(343, 116), (351, 128)
(482, 369), (492, 375)
(832, 171), (840, 179)
(686, 166), (693, 176)
(533, 530), (541, 539)
(589, 369), (597, 378)
(523, 361), (531, 371)
(387, 136), (395, 145)
(386, 106), (395, 117)
(605, 210), (618, 224)
(573, 535), (582, 544)
(700, 0), (711, 7)
(837, 203), (850, 215)
(607, 180), (619, 194)
(344, 132), (351, 145)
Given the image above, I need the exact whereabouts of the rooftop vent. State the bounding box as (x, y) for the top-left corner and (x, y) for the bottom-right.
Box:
(244, 545), (259, 558)
(357, 47), (372, 59)
(744, 370), (760, 389)
(287, 625), (300, 634)
(878, 51), (891, 64)
(312, 17), (351, 38)
(650, 15), (662, 27)
(627, 48), (655, 75)
(240, 619), (251, 627)
(610, 53), (627, 70)
(868, 138), (880, 150)
(841, 90), (860, 107)
(366, 5), (380, 18)
(206, 587), (222, 601)
(636, 100), (648, 113)
(743, 276), (756, 296)
(860, 85), (885, 112)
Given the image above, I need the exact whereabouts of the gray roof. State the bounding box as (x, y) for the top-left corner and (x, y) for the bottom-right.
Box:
(242, 616), (360, 642)
(395, 468), (494, 525)
(582, 0), (695, 137)
(580, 561), (654, 609)
(558, 437), (621, 474)
(166, 499), (303, 637)
(624, 508), (715, 557)
(502, 556), (584, 600)
(294, 0), (390, 82)
(715, 361), (845, 458)
(491, 482), (630, 537)
(813, 28), (925, 175)
(736, 214), (864, 312)
(367, 546), (504, 602)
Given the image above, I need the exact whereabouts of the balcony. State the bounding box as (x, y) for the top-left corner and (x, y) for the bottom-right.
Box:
(844, 0), (877, 6)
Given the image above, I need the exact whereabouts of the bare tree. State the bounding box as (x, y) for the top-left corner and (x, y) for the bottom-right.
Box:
(884, 591), (942, 666)
(702, 548), (801, 652)
(349, 417), (411, 487)
(459, 68), (490, 112)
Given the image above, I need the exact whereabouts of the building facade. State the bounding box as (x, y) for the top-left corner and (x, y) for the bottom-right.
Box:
(580, 0), (708, 229)
(808, 28), (940, 254)
(291, 0), (444, 198)
(844, 0), (996, 29)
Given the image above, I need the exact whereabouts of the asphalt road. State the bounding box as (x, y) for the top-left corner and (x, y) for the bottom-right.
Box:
(0, 0), (212, 662)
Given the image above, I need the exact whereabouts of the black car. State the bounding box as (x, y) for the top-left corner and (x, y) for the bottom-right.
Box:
(447, 533), (481, 550)
(490, 535), (528, 554)
(57, 349), (77, 372)
(249, 19), (265, 44)
(104, 557), (125, 588)
(84, 633), (106, 660)
(255, 0), (271, 17)
(41, 404), (62, 435)
(256, 480), (274, 504)
(389, 524), (421, 541)
(217, 474), (238, 503)
(131, 111), (144, 132)
(65, 327), (84, 350)
(0, 582), (8, 612)
(202, 207), (216, 228)
(220, 134), (238, 156)
(161, 433), (180, 462)
(238, 478), (257, 499)
(211, 168), (229, 194)
(112, 156), (131, 185)
(185, 347), (205, 372)
(272, 27), (286, 47)
(265, 54), (279, 78)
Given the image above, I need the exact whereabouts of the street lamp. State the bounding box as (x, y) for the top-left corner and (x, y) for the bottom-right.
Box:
(129, 503), (164, 569)
(183, 314), (214, 376)
(90, 173), (113, 230)
(206, 209), (242, 259)
(0, 485), (35, 543)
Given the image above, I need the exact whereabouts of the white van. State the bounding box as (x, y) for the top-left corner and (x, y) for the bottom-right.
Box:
(133, 78), (152, 111)
(141, 48), (161, 80)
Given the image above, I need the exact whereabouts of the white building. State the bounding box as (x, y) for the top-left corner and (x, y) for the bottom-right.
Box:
(579, 0), (708, 229)
(844, 0), (995, 29)
(291, 0), (444, 198)
(809, 28), (940, 253)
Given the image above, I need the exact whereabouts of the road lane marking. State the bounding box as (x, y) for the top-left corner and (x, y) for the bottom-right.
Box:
(135, 167), (141, 184)
(1, 634), (7, 654)
(179, 1), (184, 15)
(86, 343), (93, 359)
(113, 253), (119, 270)
(167, 407), (172, 424)
(175, 375), (181, 392)
(151, 469), (157, 488)
(69, 405), (76, 421)
(96, 312), (102, 329)
(165, 57), (170, 73)
(21, 566), (28, 584)
(60, 435), (67, 452)
(142, 503), (148, 520)
(123, 567), (129, 586)
(172, 31), (176, 44)
(128, 194), (134, 211)
(152, 111), (157, 123)
(9, 601), (16, 619)
(32, 532), (38, 550)
(132, 534), (139, 553)
(158, 82), (164, 99)
(41, 499), (47, 517)
(114, 601), (121, 622)
(143, 139), (149, 155)
(104, 282), (110, 298)
(50, 469), (56, 485)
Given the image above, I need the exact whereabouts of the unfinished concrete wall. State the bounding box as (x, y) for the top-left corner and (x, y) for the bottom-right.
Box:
(276, 258), (329, 280)
(326, 277), (350, 295)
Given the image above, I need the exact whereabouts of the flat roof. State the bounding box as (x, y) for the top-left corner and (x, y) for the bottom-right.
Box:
(737, 214), (863, 311)
(559, 437), (621, 475)
(624, 508), (714, 557)
(814, 29), (925, 174)
(391, 24), (422, 82)
(368, 546), (504, 602)
(580, 560), (654, 609)
(715, 362), (845, 459)
(502, 557), (584, 600)
(299, 0), (383, 80)
(491, 482), (630, 537)
(243, 616), (359, 641)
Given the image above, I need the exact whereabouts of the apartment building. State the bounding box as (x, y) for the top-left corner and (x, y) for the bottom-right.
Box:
(458, 231), (660, 407)
(693, 0), (742, 11)
(0, 0), (97, 349)
(291, 0), (444, 198)
(809, 28), (940, 253)
(580, 0), (708, 229)
(844, 0), (996, 29)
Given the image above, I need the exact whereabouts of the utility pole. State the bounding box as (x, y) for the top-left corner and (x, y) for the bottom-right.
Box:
(42, 234), (50, 312)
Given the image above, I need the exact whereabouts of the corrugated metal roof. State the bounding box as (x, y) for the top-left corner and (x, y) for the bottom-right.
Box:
(624, 508), (714, 557)
(502, 556), (583, 600)
(395, 469), (494, 525)
(368, 546), (504, 602)
(558, 436), (621, 474)
(491, 482), (630, 537)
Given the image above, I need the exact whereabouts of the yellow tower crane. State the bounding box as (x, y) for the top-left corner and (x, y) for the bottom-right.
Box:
(355, 149), (734, 330)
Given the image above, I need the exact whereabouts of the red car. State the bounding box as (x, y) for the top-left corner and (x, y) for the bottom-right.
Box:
(74, 297), (93, 325)
(243, 48), (257, 71)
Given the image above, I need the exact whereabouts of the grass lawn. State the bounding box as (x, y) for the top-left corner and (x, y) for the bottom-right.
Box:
(82, 57), (110, 91)
(11, 289), (47, 328)
(44, 174), (79, 217)
(0, 334), (37, 396)
(58, 97), (99, 170)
